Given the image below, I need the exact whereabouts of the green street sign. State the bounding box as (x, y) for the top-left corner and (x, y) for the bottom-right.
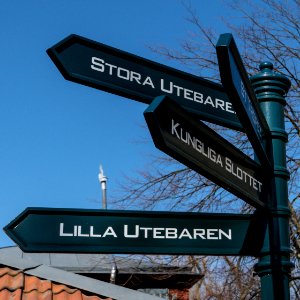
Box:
(144, 96), (269, 209)
(4, 207), (266, 256)
(216, 34), (271, 170)
(47, 34), (242, 131)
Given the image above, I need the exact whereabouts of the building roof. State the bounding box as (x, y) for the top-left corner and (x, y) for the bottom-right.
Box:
(0, 266), (109, 300)
(0, 246), (201, 289)
(0, 249), (163, 300)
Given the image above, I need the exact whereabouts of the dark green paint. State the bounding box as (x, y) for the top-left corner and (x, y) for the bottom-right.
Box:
(4, 208), (265, 256)
(47, 34), (242, 130)
(216, 33), (272, 170)
(251, 62), (292, 300)
(144, 95), (268, 209)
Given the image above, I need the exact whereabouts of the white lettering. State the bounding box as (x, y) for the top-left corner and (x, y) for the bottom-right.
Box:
(204, 96), (215, 107)
(171, 120), (262, 192)
(225, 157), (262, 192)
(124, 225), (139, 238)
(173, 84), (184, 96)
(171, 119), (180, 139)
(193, 229), (206, 239)
(105, 62), (117, 75)
(91, 57), (236, 115)
(207, 229), (219, 240)
(59, 223), (233, 241)
(194, 92), (203, 103)
(142, 76), (155, 88)
(184, 88), (194, 101)
(90, 226), (101, 237)
(226, 101), (235, 114)
(165, 228), (177, 239)
(219, 229), (232, 240)
(59, 223), (73, 237)
(130, 71), (141, 84)
(74, 225), (78, 236)
(153, 228), (165, 239)
(240, 81), (262, 136)
(117, 67), (130, 80)
(91, 57), (104, 72)
(160, 78), (173, 93)
(102, 226), (117, 238)
(215, 98), (225, 110)
(140, 227), (153, 238)
(178, 228), (193, 239)
(77, 226), (89, 237)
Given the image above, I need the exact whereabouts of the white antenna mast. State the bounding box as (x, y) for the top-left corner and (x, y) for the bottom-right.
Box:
(98, 164), (107, 209)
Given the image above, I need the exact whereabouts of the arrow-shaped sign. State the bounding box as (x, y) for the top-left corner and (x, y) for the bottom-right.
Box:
(47, 34), (242, 131)
(4, 207), (266, 256)
(144, 96), (269, 209)
(216, 33), (272, 170)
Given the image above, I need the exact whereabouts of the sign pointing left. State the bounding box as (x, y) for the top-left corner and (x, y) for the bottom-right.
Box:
(47, 34), (242, 130)
(4, 207), (266, 256)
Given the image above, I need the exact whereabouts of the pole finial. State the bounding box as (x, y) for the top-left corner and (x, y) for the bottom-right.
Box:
(259, 61), (273, 71)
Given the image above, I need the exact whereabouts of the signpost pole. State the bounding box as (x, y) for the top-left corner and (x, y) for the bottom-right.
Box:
(251, 62), (293, 300)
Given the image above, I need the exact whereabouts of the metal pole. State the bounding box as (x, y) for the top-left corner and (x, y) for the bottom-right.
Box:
(98, 165), (108, 209)
(250, 62), (293, 299)
(98, 165), (118, 284)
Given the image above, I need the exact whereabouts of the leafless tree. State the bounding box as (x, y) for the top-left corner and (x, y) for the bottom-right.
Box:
(113, 1), (300, 298)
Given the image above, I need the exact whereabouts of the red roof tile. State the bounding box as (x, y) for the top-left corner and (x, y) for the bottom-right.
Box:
(24, 275), (51, 293)
(0, 266), (113, 300)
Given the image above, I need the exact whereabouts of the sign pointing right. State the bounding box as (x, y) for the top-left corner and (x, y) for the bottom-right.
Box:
(144, 96), (269, 209)
(216, 33), (272, 171)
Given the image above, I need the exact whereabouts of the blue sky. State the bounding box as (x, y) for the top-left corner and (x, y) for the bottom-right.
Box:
(0, 0), (234, 247)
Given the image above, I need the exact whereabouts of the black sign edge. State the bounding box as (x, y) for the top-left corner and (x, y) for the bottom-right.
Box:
(216, 33), (269, 132)
(15, 245), (257, 256)
(3, 208), (30, 250)
(216, 33), (272, 171)
(144, 96), (267, 209)
(46, 34), (243, 131)
(7, 206), (258, 219)
(4, 207), (264, 256)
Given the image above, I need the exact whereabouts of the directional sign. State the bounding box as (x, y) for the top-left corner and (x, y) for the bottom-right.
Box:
(47, 34), (242, 131)
(4, 207), (266, 256)
(144, 96), (269, 209)
(216, 33), (271, 170)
